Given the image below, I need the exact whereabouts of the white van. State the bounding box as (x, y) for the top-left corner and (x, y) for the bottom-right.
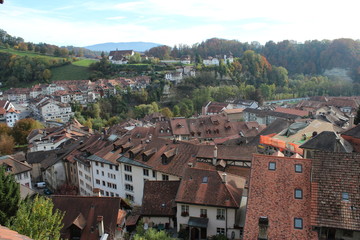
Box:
(35, 182), (46, 188)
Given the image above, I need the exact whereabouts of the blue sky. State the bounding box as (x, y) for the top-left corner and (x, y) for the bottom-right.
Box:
(0, 0), (359, 47)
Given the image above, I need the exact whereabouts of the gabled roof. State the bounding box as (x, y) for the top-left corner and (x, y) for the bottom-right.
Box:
(300, 131), (352, 152)
(52, 195), (130, 240)
(311, 152), (360, 231)
(141, 181), (180, 217)
(175, 168), (245, 208)
(0, 155), (31, 175)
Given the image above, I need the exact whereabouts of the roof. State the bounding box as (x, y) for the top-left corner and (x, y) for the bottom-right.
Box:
(248, 118), (293, 146)
(223, 108), (245, 114)
(0, 155), (32, 175)
(342, 124), (360, 138)
(0, 226), (33, 240)
(51, 195), (130, 240)
(141, 181), (180, 217)
(244, 154), (316, 239)
(272, 119), (341, 146)
(311, 152), (360, 231)
(300, 131), (353, 152)
(175, 168), (245, 208)
(274, 107), (309, 117)
(243, 108), (300, 120)
(196, 145), (256, 162)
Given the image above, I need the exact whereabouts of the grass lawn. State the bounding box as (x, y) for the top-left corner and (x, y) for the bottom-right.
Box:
(0, 48), (65, 61)
(72, 59), (98, 67)
(50, 64), (91, 81)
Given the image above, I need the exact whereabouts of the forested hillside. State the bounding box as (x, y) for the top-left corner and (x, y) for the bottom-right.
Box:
(147, 38), (360, 80)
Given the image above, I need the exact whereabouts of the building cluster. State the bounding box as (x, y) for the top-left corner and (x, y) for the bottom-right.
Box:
(0, 76), (151, 124)
(1, 95), (360, 240)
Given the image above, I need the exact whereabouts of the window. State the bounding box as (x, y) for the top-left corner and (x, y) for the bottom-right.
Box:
(162, 174), (169, 181)
(125, 184), (133, 192)
(216, 228), (225, 235)
(125, 174), (133, 182)
(202, 176), (208, 183)
(152, 170), (156, 178)
(200, 209), (207, 218)
(110, 165), (113, 170)
(124, 165), (132, 172)
(102, 171), (104, 176)
(217, 209), (225, 220)
(126, 194), (134, 202)
(95, 162), (98, 166)
(115, 166), (119, 171)
(101, 163), (104, 168)
(96, 169), (99, 174)
(96, 179), (100, 184)
(113, 184), (117, 189)
(295, 189), (303, 199)
(295, 164), (302, 173)
(79, 170), (83, 176)
(342, 192), (349, 201)
(181, 205), (189, 216)
(268, 162), (276, 170)
(143, 169), (149, 176)
(294, 218), (303, 229)
(102, 181), (105, 186)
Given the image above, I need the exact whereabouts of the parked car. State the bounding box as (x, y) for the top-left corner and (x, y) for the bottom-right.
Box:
(35, 182), (46, 188)
(43, 188), (53, 195)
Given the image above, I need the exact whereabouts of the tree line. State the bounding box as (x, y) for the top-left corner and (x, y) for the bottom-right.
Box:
(146, 38), (360, 80)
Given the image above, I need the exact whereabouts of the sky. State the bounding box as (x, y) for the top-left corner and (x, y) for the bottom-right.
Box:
(0, 0), (359, 47)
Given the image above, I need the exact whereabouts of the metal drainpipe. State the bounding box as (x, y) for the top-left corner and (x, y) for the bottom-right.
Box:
(226, 208), (228, 237)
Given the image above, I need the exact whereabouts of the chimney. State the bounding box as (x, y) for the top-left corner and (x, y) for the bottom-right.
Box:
(212, 145), (218, 166)
(222, 173), (227, 183)
(93, 188), (101, 197)
(349, 114), (354, 129)
(97, 216), (104, 237)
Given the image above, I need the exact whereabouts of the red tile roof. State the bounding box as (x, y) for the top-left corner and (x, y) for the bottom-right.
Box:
(244, 154), (317, 240)
(175, 167), (245, 208)
(141, 181), (180, 217)
(311, 152), (360, 231)
(51, 195), (130, 240)
(274, 107), (310, 117)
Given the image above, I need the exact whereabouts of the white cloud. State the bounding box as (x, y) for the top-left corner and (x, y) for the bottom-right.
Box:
(0, 0), (359, 47)
(106, 16), (126, 20)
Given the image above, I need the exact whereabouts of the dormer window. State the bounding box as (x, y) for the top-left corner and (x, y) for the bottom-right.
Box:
(342, 192), (349, 201)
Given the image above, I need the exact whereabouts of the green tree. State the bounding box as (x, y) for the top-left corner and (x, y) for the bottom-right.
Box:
(134, 228), (174, 240)
(0, 166), (20, 226)
(160, 107), (173, 118)
(0, 134), (15, 155)
(0, 123), (11, 136)
(42, 69), (52, 82)
(8, 195), (64, 240)
(173, 105), (180, 117)
(12, 118), (44, 145)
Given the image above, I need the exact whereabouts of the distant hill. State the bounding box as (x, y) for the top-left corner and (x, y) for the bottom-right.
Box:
(84, 42), (162, 52)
